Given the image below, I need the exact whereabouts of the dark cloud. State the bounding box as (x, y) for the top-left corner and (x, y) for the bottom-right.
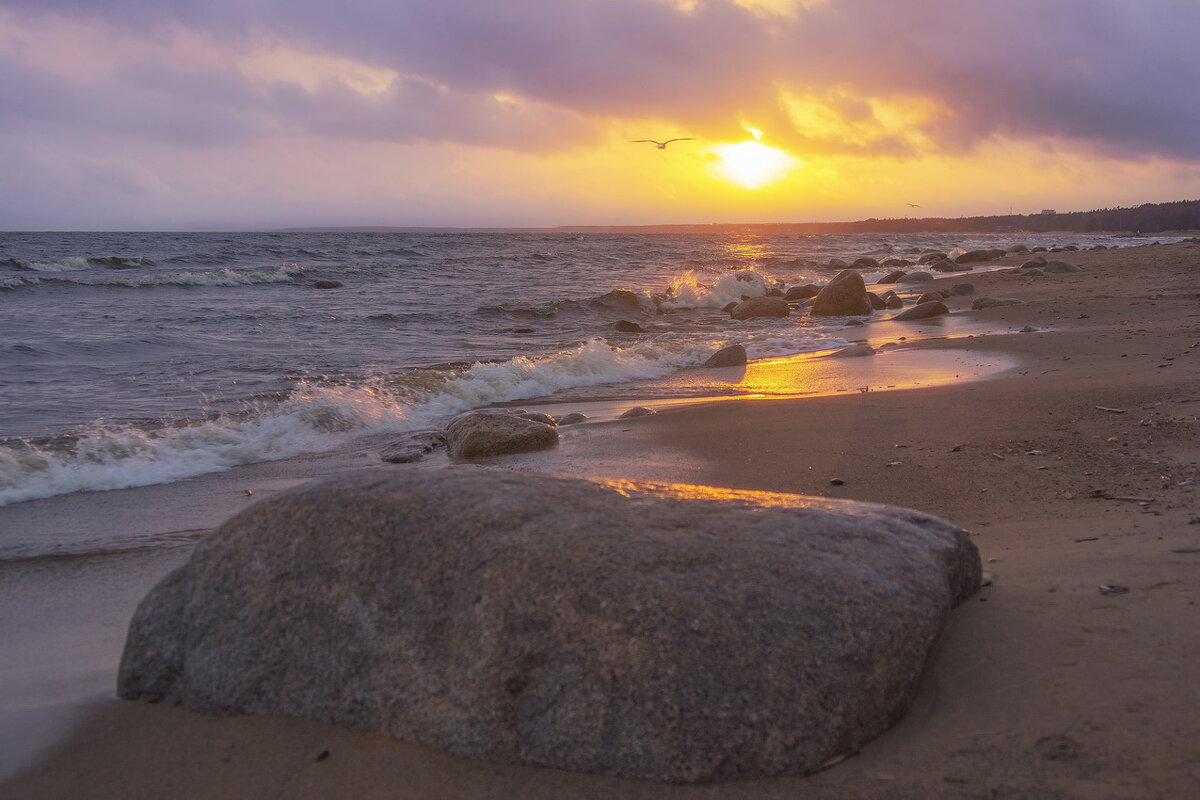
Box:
(1, 0), (1198, 160)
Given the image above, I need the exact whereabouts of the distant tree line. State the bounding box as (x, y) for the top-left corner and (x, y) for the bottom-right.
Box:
(559, 199), (1200, 235)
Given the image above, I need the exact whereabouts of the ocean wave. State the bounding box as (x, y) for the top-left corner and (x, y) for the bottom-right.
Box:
(659, 270), (772, 310)
(478, 288), (658, 320)
(35, 265), (305, 288)
(0, 330), (839, 506)
(6, 256), (90, 272)
(0, 275), (39, 290)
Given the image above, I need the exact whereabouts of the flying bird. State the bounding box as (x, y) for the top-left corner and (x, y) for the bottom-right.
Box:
(631, 138), (695, 149)
(905, 203), (921, 208)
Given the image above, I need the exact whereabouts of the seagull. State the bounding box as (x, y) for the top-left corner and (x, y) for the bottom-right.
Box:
(905, 202), (921, 208)
(631, 138), (695, 149)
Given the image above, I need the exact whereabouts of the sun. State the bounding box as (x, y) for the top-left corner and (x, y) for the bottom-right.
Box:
(710, 140), (799, 189)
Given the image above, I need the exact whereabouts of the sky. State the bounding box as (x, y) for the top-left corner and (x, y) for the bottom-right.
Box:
(2, 0), (1199, 229)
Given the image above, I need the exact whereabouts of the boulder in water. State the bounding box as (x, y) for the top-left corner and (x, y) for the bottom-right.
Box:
(730, 297), (789, 320)
(811, 270), (872, 316)
(445, 411), (558, 458)
(615, 320), (645, 333)
(703, 344), (748, 368)
(893, 301), (949, 321)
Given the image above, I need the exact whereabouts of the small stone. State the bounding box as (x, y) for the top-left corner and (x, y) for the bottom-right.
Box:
(620, 406), (657, 418)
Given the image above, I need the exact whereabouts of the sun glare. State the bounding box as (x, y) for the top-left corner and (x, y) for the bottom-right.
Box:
(710, 140), (799, 189)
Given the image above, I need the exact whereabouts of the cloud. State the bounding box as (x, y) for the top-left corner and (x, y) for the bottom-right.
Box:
(2, 0), (1198, 160)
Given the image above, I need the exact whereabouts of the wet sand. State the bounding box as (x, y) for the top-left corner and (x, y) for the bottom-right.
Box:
(3, 241), (1199, 798)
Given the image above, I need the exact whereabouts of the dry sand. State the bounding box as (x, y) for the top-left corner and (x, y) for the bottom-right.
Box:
(4, 241), (1198, 799)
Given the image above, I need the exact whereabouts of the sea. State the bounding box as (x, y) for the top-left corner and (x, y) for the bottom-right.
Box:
(0, 229), (1172, 512)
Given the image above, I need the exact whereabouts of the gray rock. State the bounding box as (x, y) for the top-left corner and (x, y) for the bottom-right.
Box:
(866, 291), (888, 310)
(877, 270), (907, 284)
(1019, 256), (1047, 269)
(947, 283), (975, 296)
(851, 256), (880, 269)
(517, 411), (557, 426)
(117, 468), (980, 783)
(893, 301), (949, 321)
(811, 270), (872, 316)
(916, 291), (948, 304)
(827, 257), (849, 269)
(445, 411), (558, 458)
(556, 412), (588, 426)
(956, 248), (1007, 264)
(380, 430), (447, 463)
(730, 296), (790, 320)
(1043, 260), (1082, 273)
(827, 343), (876, 358)
(783, 284), (820, 301)
(615, 320), (645, 333)
(918, 252), (948, 264)
(971, 296), (1023, 309)
(703, 344), (748, 368)
(885, 294), (904, 309)
(899, 271), (934, 282)
(619, 406), (656, 418)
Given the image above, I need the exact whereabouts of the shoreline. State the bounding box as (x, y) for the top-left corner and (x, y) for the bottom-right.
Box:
(3, 241), (1199, 797)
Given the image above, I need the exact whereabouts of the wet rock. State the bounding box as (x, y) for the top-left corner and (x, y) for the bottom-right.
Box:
(1006, 244), (1030, 253)
(783, 284), (821, 301)
(1020, 256), (1047, 269)
(615, 320), (645, 333)
(899, 271), (934, 283)
(972, 296), (1023, 309)
(312, 280), (344, 289)
(517, 412), (557, 426)
(721, 301), (738, 313)
(917, 291), (949, 304)
(703, 344), (748, 368)
(620, 406), (657, 418)
(828, 343), (876, 358)
(947, 283), (975, 296)
(445, 411), (559, 458)
(811, 270), (872, 316)
(764, 287), (784, 297)
(851, 256), (880, 269)
(1031, 246), (1048, 252)
(918, 252), (948, 264)
(867, 292), (888, 310)
(556, 412), (588, 426)
(885, 294), (904, 309)
(956, 248), (1007, 264)
(877, 270), (907, 284)
(730, 297), (790, 321)
(893, 301), (949, 321)
(827, 257), (849, 269)
(117, 467), (980, 783)
(380, 430), (447, 463)
(930, 259), (970, 273)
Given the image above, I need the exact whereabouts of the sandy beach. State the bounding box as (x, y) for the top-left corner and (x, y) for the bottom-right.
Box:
(3, 241), (1198, 798)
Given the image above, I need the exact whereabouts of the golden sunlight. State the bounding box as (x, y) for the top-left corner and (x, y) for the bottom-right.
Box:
(709, 140), (800, 189)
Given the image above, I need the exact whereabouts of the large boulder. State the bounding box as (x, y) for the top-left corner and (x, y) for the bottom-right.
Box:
(117, 468), (980, 784)
(445, 411), (558, 458)
(730, 296), (790, 320)
(811, 269), (872, 316)
(703, 344), (748, 368)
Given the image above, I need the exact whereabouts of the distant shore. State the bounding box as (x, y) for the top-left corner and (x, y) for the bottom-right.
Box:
(4, 241), (1199, 798)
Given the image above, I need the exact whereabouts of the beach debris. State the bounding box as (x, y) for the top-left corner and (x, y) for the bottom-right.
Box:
(981, 571), (998, 587)
(829, 478), (845, 486)
(951, 444), (964, 452)
(703, 344), (748, 368)
(1095, 406), (1126, 414)
(1088, 489), (1155, 502)
(886, 460), (903, 467)
(118, 467), (982, 783)
(1098, 584), (1130, 595)
(243, 489), (253, 496)
(620, 406), (657, 419)
(1026, 449), (1045, 456)
(1019, 324), (1038, 333)
(1062, 491), (1076, 499)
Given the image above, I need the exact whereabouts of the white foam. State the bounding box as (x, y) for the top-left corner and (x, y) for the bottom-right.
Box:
(660, 270), (769, 310)
(0, 329), (844, 506)
(49, 265), (305, 287)
(18, 257), (89, 272)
